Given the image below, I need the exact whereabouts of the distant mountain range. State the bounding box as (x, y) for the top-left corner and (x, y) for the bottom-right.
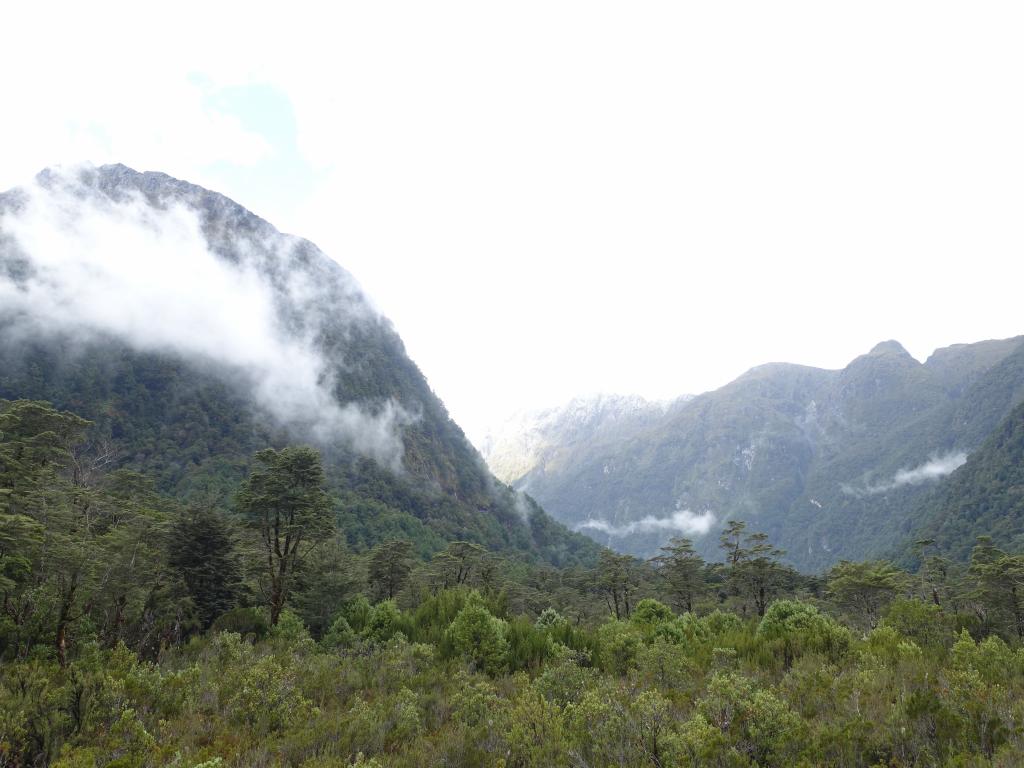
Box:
(481, 337), (1024, 570)
(6, 165), (1021, 576)
(0, 164), (598, 567)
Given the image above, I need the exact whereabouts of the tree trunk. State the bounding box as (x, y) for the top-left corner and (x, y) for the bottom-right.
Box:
(1012, 585), (1024, 639)
(272, 561), (288, 630)
(56, 575), (78, 667)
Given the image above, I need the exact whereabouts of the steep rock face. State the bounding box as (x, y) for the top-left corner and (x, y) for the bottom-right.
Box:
(485, 336), (1024, 569)
(0, 164), (598, 565)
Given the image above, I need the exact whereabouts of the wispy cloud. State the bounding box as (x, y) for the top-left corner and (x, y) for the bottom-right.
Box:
(842, 451), (968, 497)
(578, 508), (716, 538)
(0, 166), (414, 470)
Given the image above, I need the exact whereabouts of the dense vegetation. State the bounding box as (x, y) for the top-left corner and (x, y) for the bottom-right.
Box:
(903, 400), (1024, 564)
(7, 400), (1024, 766)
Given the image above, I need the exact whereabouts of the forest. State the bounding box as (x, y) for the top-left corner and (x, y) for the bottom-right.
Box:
(5, 399), (1024, 767)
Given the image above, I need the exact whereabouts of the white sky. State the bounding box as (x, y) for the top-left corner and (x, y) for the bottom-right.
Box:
(3, 2), (1023, 443)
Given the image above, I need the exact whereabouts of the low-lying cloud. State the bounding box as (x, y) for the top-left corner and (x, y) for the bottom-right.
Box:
(0, 167), (413, 469)
(578, 508), (716, 538)
(843, 451), (968, 497)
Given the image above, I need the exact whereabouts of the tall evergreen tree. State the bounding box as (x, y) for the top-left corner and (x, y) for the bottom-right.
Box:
(169, 505), (243, 630)
(969, 536), (1024, 639)
(596, 550), (638, 619)
(368, 539), (414, 601)
(649, 536), (705, 613)
(827, 560), (905, 629)
(236, 447), (333, 625)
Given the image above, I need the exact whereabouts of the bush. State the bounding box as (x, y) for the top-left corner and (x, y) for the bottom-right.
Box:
(445, 594), (509, 675)
(361, 600), (405, 644)
(757, 600), (851, 666)
(595, 621), (641, 675)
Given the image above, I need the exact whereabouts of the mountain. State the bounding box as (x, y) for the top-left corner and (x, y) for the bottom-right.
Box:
(481, 394), (688, 484)
(904, 398), (1024, 562)
(0, 164), (598, 566)
(483, 337), (1024, 569)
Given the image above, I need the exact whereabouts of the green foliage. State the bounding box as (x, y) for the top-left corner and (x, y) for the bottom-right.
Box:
(757, 599), (852, 667)
(169, 506), (243, 630)
(366, 539), (414, 601)
(595, 620), (641, 675)
(8, 397), (1024, 765)
(361, 600), (407, 645)
(629, 597), (674, 628)
(827, 559), (906, 629)
(911, 398), (1024, 562)
(649, 535), (706, 613)
(695, 672), (805, 765)
(534, 607), (567, 630)
(444, 594), (509, 675)
(881, 598), (948, 647)
(321, 615), (355, 650)
(237, 446), (334, 625)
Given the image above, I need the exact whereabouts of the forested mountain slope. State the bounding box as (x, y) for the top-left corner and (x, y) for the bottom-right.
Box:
(0, 164), (596, 565)
(484, 337), (1024, 569)
(903, 399), (1024, 563)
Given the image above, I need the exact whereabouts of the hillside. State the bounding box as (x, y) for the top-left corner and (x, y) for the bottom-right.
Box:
(481, 394), (688, 484)
(903, 399), (1024, 562)
(0, 164), (597, 566)
(483, 337), (1024, 569)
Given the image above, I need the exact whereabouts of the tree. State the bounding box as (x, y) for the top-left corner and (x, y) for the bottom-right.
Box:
(719, 522), (789, 617)
(827, 560), (905, 629)
(236, 447), (333, 625)
(0, 401), (89, 592)
(84, 471), (184, 655)
(368, 539), (414, 601)
(294, 535), (363, 637)
(169, 504), (244, 630)
(719, 520), (749, 567)
(429, 541), (488, 590)
(742, 532), (789, 618)
(912, 538), (958, 609)
(596, 550), (639, 619)
(0, 400), (91, 664)
(969, 537), (1024, 639)
(649, 536), (705, 613)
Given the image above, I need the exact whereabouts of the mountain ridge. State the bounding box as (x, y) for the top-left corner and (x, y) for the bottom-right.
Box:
(482, 335), (1024, 569)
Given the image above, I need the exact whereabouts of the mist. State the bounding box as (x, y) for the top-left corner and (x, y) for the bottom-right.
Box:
(0, 168), (413, 469)
(843, 451), (969, 497)
(578, 508), (716, 538)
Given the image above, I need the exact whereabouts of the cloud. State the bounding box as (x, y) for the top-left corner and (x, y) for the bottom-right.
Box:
(0, 167), (413, 470)
(842, 451), (968, 497)
(5, 5), (1024, 440)
(578, 508), (716, 538)
(513, 492), (534, 524)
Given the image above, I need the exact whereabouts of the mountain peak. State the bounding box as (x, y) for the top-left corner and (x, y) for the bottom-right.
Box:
(868, 340), (914, 359)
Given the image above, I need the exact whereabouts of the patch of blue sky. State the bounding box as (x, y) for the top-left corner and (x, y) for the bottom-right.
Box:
(191, 75), (320, 227)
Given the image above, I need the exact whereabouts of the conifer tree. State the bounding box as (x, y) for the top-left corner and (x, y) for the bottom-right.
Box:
(237, 446), (333, 625)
